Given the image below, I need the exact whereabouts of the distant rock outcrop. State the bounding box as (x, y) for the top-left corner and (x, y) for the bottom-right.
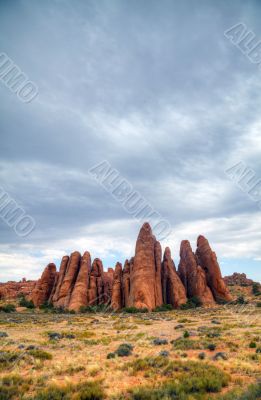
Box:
(0, 279), (36, 301)
(224, 273), (254, 287)
(0, 223), (232, 311)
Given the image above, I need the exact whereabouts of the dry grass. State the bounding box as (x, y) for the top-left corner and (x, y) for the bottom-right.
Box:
(0, 301), (260, 399)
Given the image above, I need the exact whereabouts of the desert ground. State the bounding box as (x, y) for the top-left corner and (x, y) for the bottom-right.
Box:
(0, 290), (260, 400)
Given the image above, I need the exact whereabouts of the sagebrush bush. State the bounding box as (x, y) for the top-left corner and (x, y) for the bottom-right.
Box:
(0, 304), (16, 313)
(128, 358), (230, 398)
(31, 381), (104, 399)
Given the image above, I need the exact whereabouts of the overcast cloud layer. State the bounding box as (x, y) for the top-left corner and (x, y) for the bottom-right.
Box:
(0, 0), (261, 282)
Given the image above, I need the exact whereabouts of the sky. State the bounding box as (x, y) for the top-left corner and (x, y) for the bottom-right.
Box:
(0, 0), (261, 282)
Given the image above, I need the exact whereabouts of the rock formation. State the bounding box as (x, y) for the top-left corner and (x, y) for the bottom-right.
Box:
(128, 223), (163, 310)
(51, 256), (69, 304)
(68, 251), (91, 311)
(196, 236), (232, 303)
(224, 273), (254, 287)
(0, 279), (36, 301)
(53, 251), (81, 308)
(122, 260), (131, 307)
(31, 263), (57, 307)
(111, 262), (123, 310)
(178, 240), (215, 306)
(162, 247), (187, 308)
(103, 268), (114, 305)
(87, 258), (104, 305)
(0, 222), (232, 311)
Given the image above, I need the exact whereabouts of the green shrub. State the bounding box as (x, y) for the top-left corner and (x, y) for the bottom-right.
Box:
(183, 330), (190, 338)
(0, 375), (31, 400)
(18, 295), (35, 309)
(79, 304), (111, 313)
(207, 344), (216, 351)
(28, 349), (52, 360)
(107, 352), (116, 359)
(252, 282), (261, 296)
(128, 359), (230, 398)
(198, 352), (206, 360)
(115, 343), (133, 357)
(180, 296), (202, 309)
(249, 341), (256, 348)
(31, 381), (104, 399)
(235, 295), (247, 305)
(153, 304), (173, 312)
(122, 307), (148, 314)
(0, 304), (16, 313)
(172, 338), (202, 350)
(0, 352), (21, 371)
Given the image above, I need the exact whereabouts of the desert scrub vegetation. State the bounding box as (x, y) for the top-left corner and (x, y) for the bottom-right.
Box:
(215, 381), (261, 399)
(0, 351), (22, 371)
(127, 358), (230, 399)
(0, 304), (16, 313)
(0, 374), (32, 400)
(27, 349), (52, 360)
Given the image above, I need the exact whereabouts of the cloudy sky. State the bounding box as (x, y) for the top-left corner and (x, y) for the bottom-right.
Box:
(0, 0), (261, 282)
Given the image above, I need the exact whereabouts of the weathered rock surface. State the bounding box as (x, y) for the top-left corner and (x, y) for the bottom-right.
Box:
(0, 223), (233, 311)
(87, 258), (104, 305)
(122, 260), (131, 307)
(0, 279), (36, 301)
(111, 262), (123, 310)
(68, 251), (91, 311)
(178, 240), (215, 306)
(129, 223), (163, 310)
(54, 251), (81, 308)
(224, 273), (254, 287)
(196, 236), (232, 302)
(51, 256), (69, 304)
(32, 263), (57, 307)
(162, 247), (187, 308)
(103, 268), (114, 305)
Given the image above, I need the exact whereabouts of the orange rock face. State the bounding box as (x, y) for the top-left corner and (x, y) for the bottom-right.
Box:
(122, 260), (131, 307)
(68, 251), (91, 311)
(178, 240), (215, 306)
(162, 247), (187, 308)
(0, 223), (232, 311)
(51, 256), (69, 304)
(128, 223), (163, 311)
(111, 262), (123, 310)
(196, 236), (232, 303)
(0, 279), (36, 301)
(103, 268), (114, 305)
(32, 263), (57, 307)
(54, 251), (81, 308)
(87, 258), (104, 305)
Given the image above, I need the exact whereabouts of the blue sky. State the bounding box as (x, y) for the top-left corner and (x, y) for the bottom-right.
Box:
(0, 0), (260, 282)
